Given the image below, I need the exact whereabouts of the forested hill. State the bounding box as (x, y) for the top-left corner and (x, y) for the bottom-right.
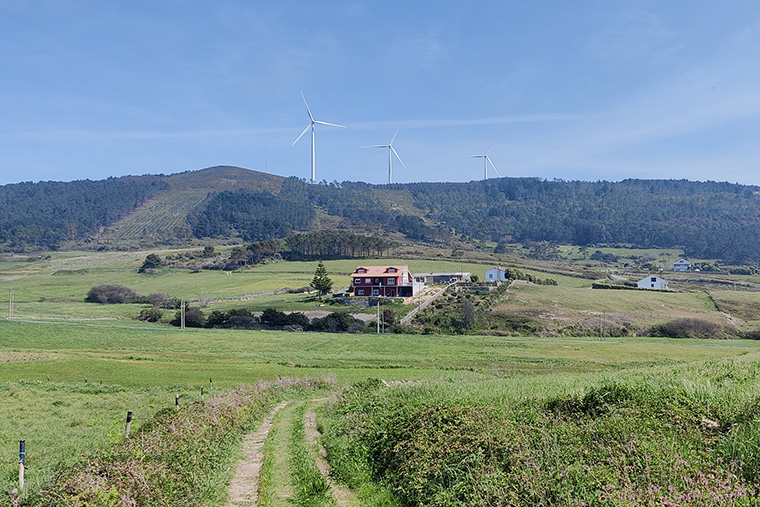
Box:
(0, 176), (167, 250)
(3, 167), (760, 264)
(401, 178), (760, 263)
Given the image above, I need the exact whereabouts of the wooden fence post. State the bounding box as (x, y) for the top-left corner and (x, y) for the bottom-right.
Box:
(125, 411), (132, 438)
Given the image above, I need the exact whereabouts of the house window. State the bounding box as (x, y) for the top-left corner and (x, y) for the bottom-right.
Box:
(372, 289), (379, 295)
(388, 278), (395, 285)
(357, 289), (364, 295)
(365, 278), (371, 284)
(651, 284), (655, 288)
(357, 269), (366, 274)
(388, 268), (396, 273)
(651, 277), (657, 282)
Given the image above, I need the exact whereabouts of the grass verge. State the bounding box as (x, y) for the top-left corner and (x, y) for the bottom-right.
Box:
(21, 378), (325, 506)
(322, 356), (760, 506)
(288, 402), (333, 506)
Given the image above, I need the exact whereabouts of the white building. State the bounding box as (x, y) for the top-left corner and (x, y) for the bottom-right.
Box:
(637, 275), (669, 290)
(672, 259), (691, 272)
(485, 266), (508, 282)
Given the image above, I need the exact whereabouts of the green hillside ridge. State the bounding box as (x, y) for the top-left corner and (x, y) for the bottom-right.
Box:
(96, 166), (286, 246)
(6, 167), (760, 265)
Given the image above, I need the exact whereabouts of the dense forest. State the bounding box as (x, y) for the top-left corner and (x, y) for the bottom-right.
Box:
(402, 178), (760, 263)
(0, 176), (167, 250)
(3, 168), (760, 264)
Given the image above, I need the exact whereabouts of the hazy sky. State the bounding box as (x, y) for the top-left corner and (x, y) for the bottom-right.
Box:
(2, 1), (760, 186)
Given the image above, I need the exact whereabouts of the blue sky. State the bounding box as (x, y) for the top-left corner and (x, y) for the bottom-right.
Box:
(2, 1), (760, 186)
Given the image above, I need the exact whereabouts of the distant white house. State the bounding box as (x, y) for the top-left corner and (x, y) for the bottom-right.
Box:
(485, 266), (508, 282)
(672, 259), (691, 272)
(637, 275), (669, 290)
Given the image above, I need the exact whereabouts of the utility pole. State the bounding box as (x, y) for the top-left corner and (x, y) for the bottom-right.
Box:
(8, 289), (14, 320)
(180, 299), (185, 329)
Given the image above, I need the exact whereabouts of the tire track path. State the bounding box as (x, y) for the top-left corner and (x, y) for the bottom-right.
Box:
(226, 400), (289, 507)
(304, 398), (357, 507)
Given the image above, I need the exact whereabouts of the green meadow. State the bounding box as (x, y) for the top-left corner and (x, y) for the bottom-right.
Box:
(5, 250), (760, 504)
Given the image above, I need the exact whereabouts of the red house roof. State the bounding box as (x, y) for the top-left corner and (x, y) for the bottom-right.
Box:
(350, 265), (407, 278)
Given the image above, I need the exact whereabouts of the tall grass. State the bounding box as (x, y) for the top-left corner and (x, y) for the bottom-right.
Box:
(322, 356), (760, 506)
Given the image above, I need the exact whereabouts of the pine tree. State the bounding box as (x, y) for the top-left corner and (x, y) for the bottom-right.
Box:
(310, 260), (333, 295)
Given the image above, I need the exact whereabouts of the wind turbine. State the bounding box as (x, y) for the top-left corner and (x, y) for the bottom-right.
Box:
(362, 128), (407, 184)
(292, 92), (346, 184)
(469, 144), (501, 180)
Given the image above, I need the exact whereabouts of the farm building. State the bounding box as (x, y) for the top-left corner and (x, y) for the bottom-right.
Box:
(637, 275), (669, 290)
(350, 265), (422, 297)
(485, 266), (508, 282)
(413, 272), (471, 284)
(672, 259), (691, 272)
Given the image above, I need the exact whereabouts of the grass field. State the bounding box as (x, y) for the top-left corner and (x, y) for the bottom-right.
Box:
(5, 248), (760, 504)
(3, 318), (760, 505)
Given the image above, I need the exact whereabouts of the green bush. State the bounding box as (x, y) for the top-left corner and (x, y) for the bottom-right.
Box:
(85, 284), (142, 304)
(651, 318), (728, 339)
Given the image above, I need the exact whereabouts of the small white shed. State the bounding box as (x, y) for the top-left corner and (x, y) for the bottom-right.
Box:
(637, 275), (669, 290)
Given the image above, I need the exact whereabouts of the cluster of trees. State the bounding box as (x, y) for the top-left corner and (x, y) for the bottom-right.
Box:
(284, 230), (396, 260)
(189, 188), (314, 241)
(0, 176), (167, 250)
(171, 306), (365, 333)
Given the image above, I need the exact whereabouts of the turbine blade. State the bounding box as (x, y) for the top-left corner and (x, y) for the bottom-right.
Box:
(390, 128), (399, 145)
(362, 144), (388, 149)
(391, 146), (408, 170)
(468, 155), (485, 158)
(487, 156), (501, 177)
(292, 123), (311, 146)
(486, 143), (493, 156)
(300, 91), (314, 122)
(314, 120), (347, 128)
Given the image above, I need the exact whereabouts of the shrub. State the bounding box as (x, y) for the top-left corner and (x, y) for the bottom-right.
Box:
(136, 307), (163, 322)
(651, 318), (725, 339)
(138, 253), (162, 273)
(226, 315), (259, 329)
(260, 308), (309, 328)
(308, 312), (364, 333)
(170, 306), (205, 328)
(145, 292), (179, 308)
(86, 284), (142, 304)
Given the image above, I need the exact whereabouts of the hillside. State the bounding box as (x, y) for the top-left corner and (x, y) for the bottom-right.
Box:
(4, 167), (760, 264)
(96, 166), (285, 247)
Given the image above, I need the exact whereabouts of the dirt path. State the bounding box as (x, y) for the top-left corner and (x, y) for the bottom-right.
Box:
(304, 398), (356, 507)
(225, 400), (289, 507)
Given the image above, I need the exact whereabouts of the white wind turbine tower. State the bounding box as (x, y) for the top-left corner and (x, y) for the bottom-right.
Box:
(292, 92), (346, 184)
(362, 128), (407, 184)
(469, 144), (501, 180)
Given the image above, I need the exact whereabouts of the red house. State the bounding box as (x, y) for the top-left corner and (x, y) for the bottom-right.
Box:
(350, 265), (416, 297)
